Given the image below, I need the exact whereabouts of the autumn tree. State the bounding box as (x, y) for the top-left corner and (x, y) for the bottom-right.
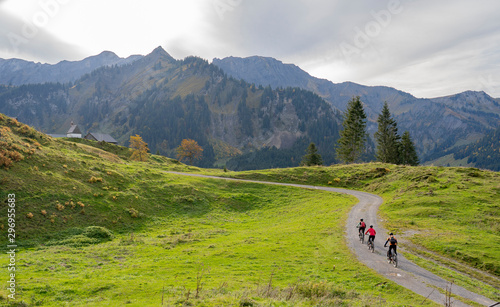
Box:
(129, 134), (149, 161)
(300, 142), (323, 166)
(176, 139), (203, 165)
(375, 102), (401, 164)
(336, 96), (367, 164)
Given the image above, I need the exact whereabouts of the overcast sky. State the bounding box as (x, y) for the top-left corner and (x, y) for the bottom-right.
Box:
(1, 0), (499, 98)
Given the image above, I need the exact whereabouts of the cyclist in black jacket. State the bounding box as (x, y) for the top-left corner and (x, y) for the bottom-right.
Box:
(384, 233), (398, 259)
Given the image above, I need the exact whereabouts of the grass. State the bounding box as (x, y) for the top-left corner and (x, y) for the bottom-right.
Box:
(0, 114), (497, 305)
(13, 181), (426, 306)
(219, 165), (500, 300)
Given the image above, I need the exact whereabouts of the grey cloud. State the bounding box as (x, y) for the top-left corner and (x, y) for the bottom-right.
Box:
(197, 0), (500, 97)
(206, 1), (387, 57)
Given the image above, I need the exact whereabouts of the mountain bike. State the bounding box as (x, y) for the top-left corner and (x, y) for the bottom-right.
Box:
(388, 249), (398, 267)
(367, 237), (374, 253)
(358, 229), (365, 244)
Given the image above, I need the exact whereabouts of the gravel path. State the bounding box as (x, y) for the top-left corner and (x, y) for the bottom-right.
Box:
(165, 172), (497, 306)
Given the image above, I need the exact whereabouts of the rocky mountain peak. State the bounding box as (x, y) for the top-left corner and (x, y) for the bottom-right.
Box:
(146, 46), (176, 63)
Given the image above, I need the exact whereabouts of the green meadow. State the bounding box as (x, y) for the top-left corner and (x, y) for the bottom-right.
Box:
(0, 114), (498, 306)
(225, 164), (500, 300)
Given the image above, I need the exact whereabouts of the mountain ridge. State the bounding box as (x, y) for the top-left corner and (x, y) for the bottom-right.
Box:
(0, 48), (498, 170)
(0, 48), (343, 169)
(0, 51), (143, 86)
(212, 55), (500, 165)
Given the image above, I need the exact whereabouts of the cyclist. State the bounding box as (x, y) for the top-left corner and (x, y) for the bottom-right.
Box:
(384, 233), (398, 259)
(365, 225), (376, 245)
(357, 219), (366, 237)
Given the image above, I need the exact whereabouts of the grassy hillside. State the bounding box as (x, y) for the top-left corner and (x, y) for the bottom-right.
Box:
(1, 114), (497, 305)
(226, 164), (500, 298)
(0, 114), (434, 306)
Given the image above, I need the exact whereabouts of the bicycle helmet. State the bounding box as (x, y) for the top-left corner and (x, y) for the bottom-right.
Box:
(389, 233), (393, 235)
(370, 225), (373, 228)
(360, 219), (364, 221)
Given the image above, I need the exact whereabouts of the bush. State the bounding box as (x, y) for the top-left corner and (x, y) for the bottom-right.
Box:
(88, 176), (103, 183)
(83, 226), (114, 240)
(0, 153), (13, 168)
(129, 208), (139, 218)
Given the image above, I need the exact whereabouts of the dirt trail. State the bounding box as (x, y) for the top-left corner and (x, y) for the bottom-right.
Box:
(165, 172), (497, 306)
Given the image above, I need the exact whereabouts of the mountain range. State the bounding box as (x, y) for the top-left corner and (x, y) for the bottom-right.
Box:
(0, 47), (498, 170)
(0, 51), (141, 86)
(213, 56), (500, 164)
(0, 47), (341, 169)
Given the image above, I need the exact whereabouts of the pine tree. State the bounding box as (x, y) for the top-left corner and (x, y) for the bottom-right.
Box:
(400, 131), (419, 166)
(300, 143), (323, 166)
(336, 96), (367, 164)
(374, 102), (401, 164)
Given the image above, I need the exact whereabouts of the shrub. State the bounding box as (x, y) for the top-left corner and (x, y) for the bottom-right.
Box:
(88, 176), (103, 183)
(0, 153), (13, 168)
(9, 150), (23, 162)
(129, 208), (139, 218)
(26, 212), (34, 219)
(83, 226), (114, 240)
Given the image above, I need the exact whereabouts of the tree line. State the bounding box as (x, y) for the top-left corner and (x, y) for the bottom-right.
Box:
(301, 96), (419, 167)
(130, 95), (419, 168)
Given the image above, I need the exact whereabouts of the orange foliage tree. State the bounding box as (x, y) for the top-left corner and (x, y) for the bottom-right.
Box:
(129, 134), (149, 161)
(176, 139), (203, 165)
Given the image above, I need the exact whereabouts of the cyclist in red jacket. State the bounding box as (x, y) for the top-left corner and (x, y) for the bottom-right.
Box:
(357, 218), (366, 237)
(365, 225), (376, 245)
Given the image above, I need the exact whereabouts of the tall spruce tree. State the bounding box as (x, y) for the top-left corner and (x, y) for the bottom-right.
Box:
(400, 131), (419, 166)
(301, 142), (323, 166)
(374, 102), (401, 164)
(336, 96), (367, 164)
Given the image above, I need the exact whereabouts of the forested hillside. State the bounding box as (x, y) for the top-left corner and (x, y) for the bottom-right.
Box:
(451, 127), (500, 171)
(214, 56), (500, 169)
(0, 48), (342, 169)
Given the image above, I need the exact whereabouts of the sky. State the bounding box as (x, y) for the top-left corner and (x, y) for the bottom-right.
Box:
(1, 0), (499, 98)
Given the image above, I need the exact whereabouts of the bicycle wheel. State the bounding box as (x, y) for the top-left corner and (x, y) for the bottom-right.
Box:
(393, 254), (398, 267)
(370, 242), (375, 253)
